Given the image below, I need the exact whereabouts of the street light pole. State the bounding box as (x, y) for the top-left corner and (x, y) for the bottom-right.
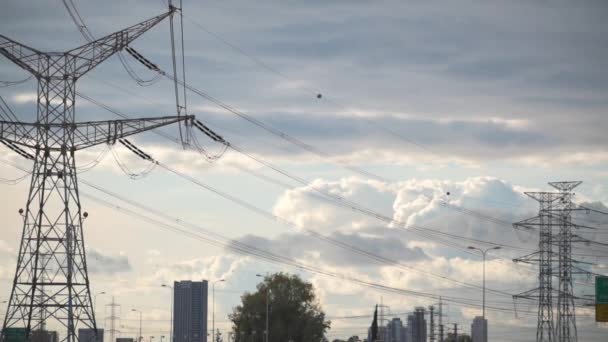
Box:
(256, 273), (270, 342)
(161, 284), (174, 342)
(132, 309), (142, 342)
(212, 279), (225, 342)
(467, 245), (500, 342)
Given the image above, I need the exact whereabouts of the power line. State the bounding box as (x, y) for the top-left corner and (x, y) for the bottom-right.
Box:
(180, 13), (435, 156)
(115, 140), (518, 299)
(1, 158), (600, 317)
(73, 90), (605, 288)
(0, 157), (533, 312)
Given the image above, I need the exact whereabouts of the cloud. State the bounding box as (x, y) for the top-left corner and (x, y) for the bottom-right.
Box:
(273, 177), (396, 232)
(87, 248), (132, 275)
(0, 240), (15, 255)
(3, 0), (607, 172)
(230, 228), (428, 268)
(12, 93), (37, 104)
(271, 175), (539, 257)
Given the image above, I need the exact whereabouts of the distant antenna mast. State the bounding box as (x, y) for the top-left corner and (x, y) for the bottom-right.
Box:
(106, 297), (121, 342)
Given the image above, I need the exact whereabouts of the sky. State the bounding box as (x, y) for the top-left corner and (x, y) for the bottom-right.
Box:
(1, 0), (608, 341)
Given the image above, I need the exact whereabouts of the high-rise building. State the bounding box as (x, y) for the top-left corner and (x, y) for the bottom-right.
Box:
(116, 338), (134, 342)
(174, 280), (208, 342)
(407, 308), (426, 342)
(470, 316), (487, 342)
(385, 318), (405, 342)
(30, 330), (58, 342)
(78, 329), (104, 342)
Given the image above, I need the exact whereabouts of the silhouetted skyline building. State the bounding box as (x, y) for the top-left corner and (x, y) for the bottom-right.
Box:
(78, 329), (104, 342)
(116, 338), (134, 342)
(173, 280), (208, 342)
(385, 317), (407, 342)
(407, 307), (426, 342)
(470, 316), (487, 342)
(30, 330), (58, 342)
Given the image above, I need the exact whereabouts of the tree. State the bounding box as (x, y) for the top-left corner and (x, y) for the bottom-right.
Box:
(230, 273), (330, 342)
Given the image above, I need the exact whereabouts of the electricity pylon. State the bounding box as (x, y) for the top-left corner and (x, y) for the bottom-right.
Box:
(0, 7), (191, 342)
(548, 181), (580, 342)
(513, 191), (562, 342)
(513, 181), (589, 342)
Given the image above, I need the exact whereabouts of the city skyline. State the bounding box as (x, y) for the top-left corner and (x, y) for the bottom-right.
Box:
(1, 0), (608, 341)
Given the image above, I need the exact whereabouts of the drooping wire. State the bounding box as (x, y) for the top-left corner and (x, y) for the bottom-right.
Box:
(2, 158), (592, 317)
(75, 91), (180, 145)
(117, 140), (520, 298)
(0, 172), (30, 185)
(0, 95), (21, 122)
(74, 91), (606, 288)
(189, 126), (228, 162)
(163, 71), (391, 182)
(110, 143), (157, 180)
(0, 76), (32, 88)
(76, 90), (608, 288)
(72, 88), (605, 284)
(181, 12), (436, 156)
(76, 144), (110, 173)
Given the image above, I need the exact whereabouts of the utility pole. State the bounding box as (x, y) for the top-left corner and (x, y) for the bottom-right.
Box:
(0, 6), (193, 342)
(453, 324), (458, 342)
(467, 246), (500, 342)
(438, 297), (444, 342)
(161, 284), (173, 342)
(429, 306), (435, 342)
(256, 274), (270, 342)
(212, 279), (225, 342)
(132, 309), (143, 342)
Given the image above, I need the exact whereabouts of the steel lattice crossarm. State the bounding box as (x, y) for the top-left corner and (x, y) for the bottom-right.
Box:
(513, 215), (597, 232)
(0, 8), (174, 80)
(513, 251), (548, 265)
(513, 215), (544, 231)
(0, 115), (194, 151)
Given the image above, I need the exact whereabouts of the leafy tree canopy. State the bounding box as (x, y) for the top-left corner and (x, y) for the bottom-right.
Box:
(230, 273), (330, 342)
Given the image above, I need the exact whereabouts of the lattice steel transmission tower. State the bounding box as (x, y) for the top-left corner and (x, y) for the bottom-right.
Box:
(513, 181), (588, 342)
(548, 181), (580, 342)
(0, 7), (191, 342)
(513, 190), (561, 342)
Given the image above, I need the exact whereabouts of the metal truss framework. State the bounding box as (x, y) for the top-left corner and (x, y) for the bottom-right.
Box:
(0, 7), (190, 342)
(548, 182), (581, 342)
(513, 181), (587, 342)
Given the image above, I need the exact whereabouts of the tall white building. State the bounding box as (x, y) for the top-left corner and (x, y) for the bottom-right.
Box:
(471, 316), (487, 342)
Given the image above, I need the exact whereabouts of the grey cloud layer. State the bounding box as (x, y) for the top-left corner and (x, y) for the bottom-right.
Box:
(2, 0), (608, 165)
(87, 249), (132, 275)
(229, 228), (429, 268)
